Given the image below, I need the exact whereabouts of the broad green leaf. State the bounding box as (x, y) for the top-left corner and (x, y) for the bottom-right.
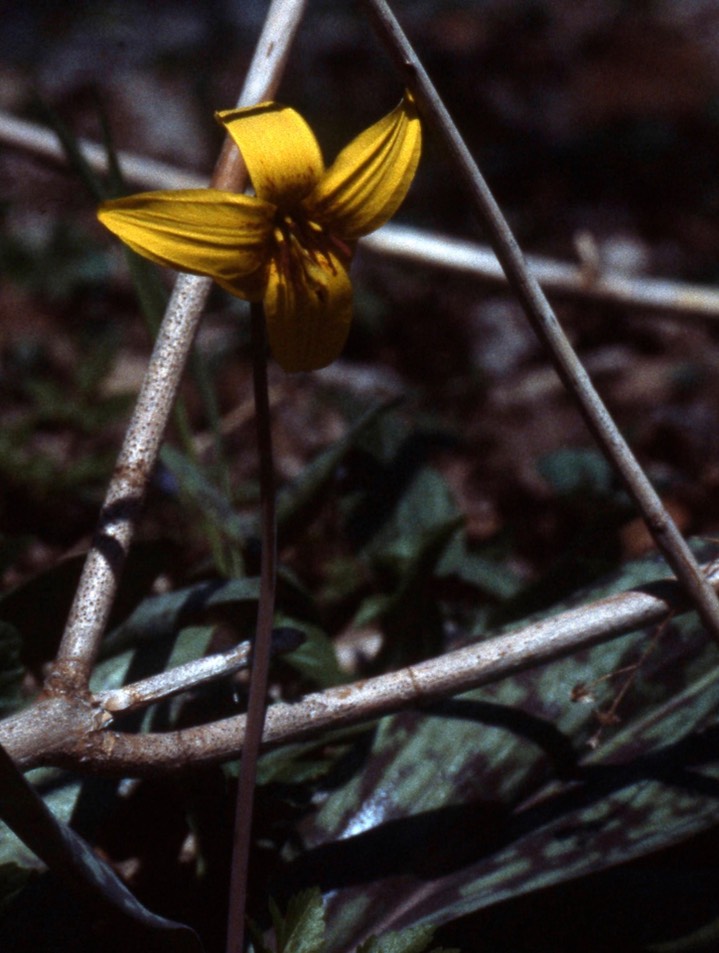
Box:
(538, 447), (616, 498)
(281, 541), (719, 952)
(278, 617), (348, 689)
(0, 743), (202, 950)
(356, 924), (435, 953)
(0, 769), (85, 888)
(271, 887), (325, 953)
(99, 576), (260, 659)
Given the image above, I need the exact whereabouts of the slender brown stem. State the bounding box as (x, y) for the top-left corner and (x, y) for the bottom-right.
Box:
(226, 303), (277, 953)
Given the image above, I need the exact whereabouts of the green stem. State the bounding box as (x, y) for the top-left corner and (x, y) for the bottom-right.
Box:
(226, 303), (277, 953)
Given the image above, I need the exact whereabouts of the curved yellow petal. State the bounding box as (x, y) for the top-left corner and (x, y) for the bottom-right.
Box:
(216, 104), (324, 207)
(263, 246), (352, 372)
(98, 189), (274, 300)
(305, 93), (422, 240)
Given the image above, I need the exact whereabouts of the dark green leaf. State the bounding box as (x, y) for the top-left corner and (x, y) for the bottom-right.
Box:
(277, 400), (399, 543)
(0, 862), (32, 913)
(271, 887), (325, 953)
(283, 542), (719, 952)
(0, 743), (203, 950)
(648, 913), (719, 952)
(538, 447), (616, 498)
(279, 617), (347, 688)
(356, 924), (435, 953)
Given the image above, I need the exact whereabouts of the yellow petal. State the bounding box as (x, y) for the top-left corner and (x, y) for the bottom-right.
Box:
(98, 189), (274, 300)
(305, 94), (422, 240)
(263, 245), (352, 372)
(216, 104), (325, 207)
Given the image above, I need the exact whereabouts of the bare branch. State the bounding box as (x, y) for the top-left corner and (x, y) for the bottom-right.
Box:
(0, 110), (204, 190)
(5, 113), (719, 320)
(97, 627), (301, 715)
(362, 224), (719, 319)
(50, 0), (307, 692)
(100, 640), (253, 716)
(4, 558), (715, 774)
(361, 0), (719, 645)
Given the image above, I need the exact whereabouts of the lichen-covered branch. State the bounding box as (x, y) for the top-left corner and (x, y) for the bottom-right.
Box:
(50, 0), (307, 692)
(3, 560), (715, 774)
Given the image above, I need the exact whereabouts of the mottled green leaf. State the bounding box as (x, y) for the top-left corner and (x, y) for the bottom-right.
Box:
(282, 542), (719, 952)
(356, 924), (435, 953)
(271, 887), (325, 953)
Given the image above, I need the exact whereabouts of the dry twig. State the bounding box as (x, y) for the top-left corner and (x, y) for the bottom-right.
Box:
(5, 112), (719, 319)
(49, 0), (305, 692)
(362, 0), (719, 645)
(2, 556), (718, 773)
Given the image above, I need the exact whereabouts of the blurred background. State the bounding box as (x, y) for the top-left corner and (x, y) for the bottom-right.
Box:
(4, 0), (719, 584)
(3, 2), (719, 951)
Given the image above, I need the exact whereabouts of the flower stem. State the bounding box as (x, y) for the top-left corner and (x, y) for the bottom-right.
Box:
(226, 302), (277, 953)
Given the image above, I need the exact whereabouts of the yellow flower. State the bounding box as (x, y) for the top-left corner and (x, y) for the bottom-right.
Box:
(98, 95), (421, 372)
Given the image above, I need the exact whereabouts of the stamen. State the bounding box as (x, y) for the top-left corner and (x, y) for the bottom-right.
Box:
(271, 211), (343, 286)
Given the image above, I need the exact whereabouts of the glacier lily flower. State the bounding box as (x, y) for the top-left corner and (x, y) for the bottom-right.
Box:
(98, 95), (421, 372)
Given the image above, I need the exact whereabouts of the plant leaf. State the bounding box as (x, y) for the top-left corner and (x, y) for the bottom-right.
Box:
(0, 743), (203, 950)
(280, 541), (719, 952)
(356, 924), (435, 953)
(272, 887), (326, 953)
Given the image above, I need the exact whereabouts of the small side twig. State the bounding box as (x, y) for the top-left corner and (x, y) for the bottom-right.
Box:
(361, 0), (719, 646)
(97, 628), (301, 716)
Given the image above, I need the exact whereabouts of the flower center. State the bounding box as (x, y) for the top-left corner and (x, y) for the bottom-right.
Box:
(271, 211), (352, 288)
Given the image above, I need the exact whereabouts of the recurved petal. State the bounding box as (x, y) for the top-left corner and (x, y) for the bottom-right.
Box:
(263, 247), (352, 372)
(216, 104), (324, 206)
(98, 189), (274, 300)
(305, 93), (421, 240)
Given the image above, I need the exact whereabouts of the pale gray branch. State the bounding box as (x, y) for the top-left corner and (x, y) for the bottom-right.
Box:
(363, 224), (719, 318)
(3, 558), (716, 774)
(97, 628), (301, 715)
(0, 111), (204, 190)
(50, 0), (307, 691)
(99, 639), (253, 715)
(361, 0), (719, 645)
(4, 116), (719, 318)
